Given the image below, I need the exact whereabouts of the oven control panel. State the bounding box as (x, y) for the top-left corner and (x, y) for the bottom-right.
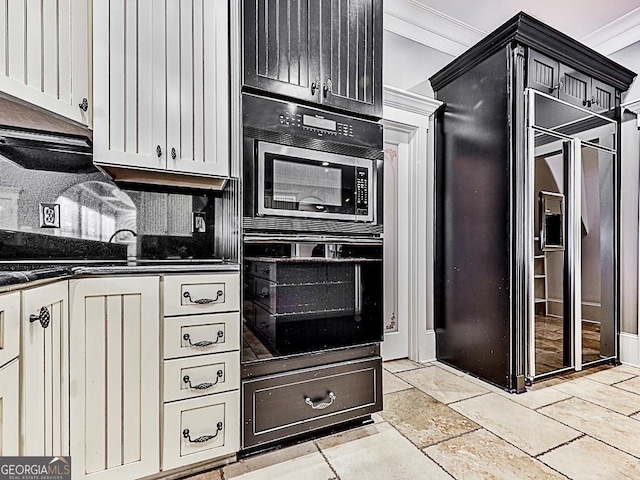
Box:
(243, 93), (382, 150)
(356, 167), (369, 216)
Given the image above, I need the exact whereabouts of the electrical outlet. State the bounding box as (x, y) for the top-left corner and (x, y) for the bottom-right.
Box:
(39, 203), (60, 228)
(193, 212), (206, 233)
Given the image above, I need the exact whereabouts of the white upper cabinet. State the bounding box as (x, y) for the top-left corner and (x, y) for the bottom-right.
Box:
(0, 0), (90, 125)
(93, 0), (229, 178)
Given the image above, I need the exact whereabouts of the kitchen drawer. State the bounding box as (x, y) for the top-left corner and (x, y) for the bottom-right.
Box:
(252, 262), (323, 284)
(243, 300), (256, 328)
(164, 351), (240, 402)
(164, 274), (240, 316)
(163, 390), (240, 470)
(0, 292), (20, 368)
(254, 305), (276, 347)
(242, 356), (382, 448)
(164, 313), (240, 359)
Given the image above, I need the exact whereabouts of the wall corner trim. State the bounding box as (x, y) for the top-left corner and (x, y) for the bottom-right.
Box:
(581, 6), (640, 56)
(383, 85), (442, 118)
(620, 333), (640, 367)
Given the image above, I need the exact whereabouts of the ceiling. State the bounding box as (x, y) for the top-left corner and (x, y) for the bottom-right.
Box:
(414, 0), (640, 40)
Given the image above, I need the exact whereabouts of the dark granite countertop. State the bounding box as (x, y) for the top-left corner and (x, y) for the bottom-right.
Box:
(244, 256), (381, 263)
(0, 261), (240, 290)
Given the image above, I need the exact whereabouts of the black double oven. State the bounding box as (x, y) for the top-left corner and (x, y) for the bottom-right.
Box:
(242, 93), (384, 361)
(240, 93), (385, 451)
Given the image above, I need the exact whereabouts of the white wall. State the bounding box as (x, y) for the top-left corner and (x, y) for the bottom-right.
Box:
(610, 41), (640, 102)
(383, 31), (454, 97)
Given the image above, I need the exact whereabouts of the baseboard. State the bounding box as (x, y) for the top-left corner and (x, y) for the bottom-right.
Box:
(419, 329), (436, 363)
(620, 332), (639, 367)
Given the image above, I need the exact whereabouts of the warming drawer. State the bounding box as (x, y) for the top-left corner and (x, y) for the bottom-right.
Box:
(242, 356), (382, 448)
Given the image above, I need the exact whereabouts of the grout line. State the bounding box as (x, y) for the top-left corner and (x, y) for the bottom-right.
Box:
(534, 433), (586, 458)
(314, 442), (341, 480)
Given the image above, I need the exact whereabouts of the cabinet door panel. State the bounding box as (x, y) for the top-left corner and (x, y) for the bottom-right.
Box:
(528, 50), (561, 96)
(244, 0), (319, 103)
(93, 0), (163, 170)
(320, 0), (382, 117)
(69, 277), (160, 480)
(0, 359), (19, 456)
(21, 281), (69, 457)
(559, 64), (590, 109)
(0, 292), (19, 368)
(166, 0), (229, 177)
(0, 0), (89, 124)
(591, 79), (616, 113)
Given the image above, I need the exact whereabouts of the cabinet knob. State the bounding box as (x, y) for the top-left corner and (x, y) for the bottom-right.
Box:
(323, 79), (332, 98)
(311, 77), (320, 96)
(156, 145), (162, 158)
(171, 147), (177, 160)
(78, 97), (89, 112)
(29, 306), (50, 329)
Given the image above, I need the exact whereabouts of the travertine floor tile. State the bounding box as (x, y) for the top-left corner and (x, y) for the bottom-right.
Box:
(450, 393), (580, 455)
(398, 365), (489, 404)
(223, 442), (320, 478)
(315, 423), (382, 450)
(381, 388), (479, 448)
(184, 469), (223, 480)
(383, 358), (427, 373)
(539, 436), (640, 480)
(321, 422), (453, 480)
(382, 369), (412, 394)
(430, 361), (467, 376)
(424, 429), (565, 480)
(614, 376), (640, 399)
(579, 366), (637, 385)
(552, 378), (640, 415)
(539, 397), (640, 458)
(497, 386), (571, 410)
(632, 413), (640, 421)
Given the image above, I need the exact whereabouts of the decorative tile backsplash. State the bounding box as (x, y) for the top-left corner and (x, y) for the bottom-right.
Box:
(0, 155), (218, 262)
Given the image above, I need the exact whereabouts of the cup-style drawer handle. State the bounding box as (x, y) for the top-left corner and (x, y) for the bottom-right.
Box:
(258, 267), (269, 274)
(29, 306), (50, 329)
(183, 422), (223, 443)
(305, 392), (336, 410)
(183, 370), (223, 390)
(183, 290), (223, 304)
(183, 331), (224, 347)
(259, 321), (270, 329)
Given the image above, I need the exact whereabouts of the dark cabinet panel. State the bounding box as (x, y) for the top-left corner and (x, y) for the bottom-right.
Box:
(559, 64), (590, 109)
(320, 0), (382, 117)
(243, 0), (382, 117)
(590, 78), (615, 113)
(244, 0), (320, 102)
(528, 50), (560, 95)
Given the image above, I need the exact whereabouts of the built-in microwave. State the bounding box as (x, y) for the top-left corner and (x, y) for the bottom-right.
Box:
(257, 142), (375, 223)
(243, 93), (384, 236)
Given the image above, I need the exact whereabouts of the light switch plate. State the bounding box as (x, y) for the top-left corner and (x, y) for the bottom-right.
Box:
(193, 212), (206, 233)
(39, 203), (60, 228)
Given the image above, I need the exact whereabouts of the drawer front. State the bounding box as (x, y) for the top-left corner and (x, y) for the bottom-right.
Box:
(254, 305), (276, 347)
(243, 300), (256, 329)
(163, 391), (240, 470)
(164, 313), (240, 359)
(0, 292), (20, 368)
(251, 261), (274, 281)
(164, 274), (240, 316)
(243, 357), (382, 448)
(164, 351), (240, 402)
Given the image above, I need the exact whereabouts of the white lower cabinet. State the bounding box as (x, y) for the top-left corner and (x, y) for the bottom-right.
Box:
(163, 390), (240, 470)
(0, 359), (19, 456)
(69, 277), (160, 480)
(21, 281), (69, 456)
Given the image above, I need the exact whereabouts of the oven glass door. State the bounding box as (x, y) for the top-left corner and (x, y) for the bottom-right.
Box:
(257, 142), (374, 222)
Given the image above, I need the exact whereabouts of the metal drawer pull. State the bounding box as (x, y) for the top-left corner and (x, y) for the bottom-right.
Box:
(183, 331), (224, 347)
(183, 422), (223, 443)
(305, 392), (336, 410)
(29, 306), (50, 329)
(183, 290), (223, 304)
(258, 268), (269, 274)
(259, 321), (269, 329)
(183, 370), (223, 390)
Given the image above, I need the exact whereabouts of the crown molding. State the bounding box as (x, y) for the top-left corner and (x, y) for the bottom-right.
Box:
(622, 97), (640, 127)
(383, 85), (442, 118)
(581, 6), (640, 55)
(383, 0), (484, 56)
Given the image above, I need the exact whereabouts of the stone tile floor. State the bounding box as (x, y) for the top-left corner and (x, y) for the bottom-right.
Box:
(186, 361), (640, 480)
